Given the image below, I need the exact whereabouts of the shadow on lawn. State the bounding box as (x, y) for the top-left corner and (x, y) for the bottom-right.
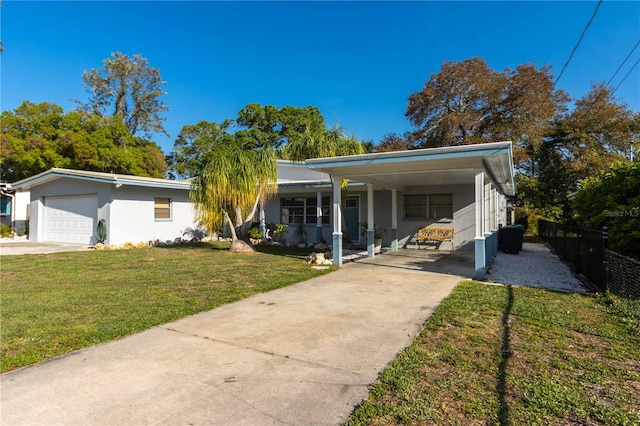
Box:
(497, 285), (514, 426)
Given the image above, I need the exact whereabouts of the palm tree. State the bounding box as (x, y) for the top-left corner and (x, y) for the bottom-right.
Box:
(190, 137), (278, 252)
(284, 123), (365, 248)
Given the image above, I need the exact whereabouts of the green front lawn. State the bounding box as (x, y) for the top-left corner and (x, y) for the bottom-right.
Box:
(4, 244), (639, 425)
(347, 281), (640, 426)
(0, 242), (333, 373)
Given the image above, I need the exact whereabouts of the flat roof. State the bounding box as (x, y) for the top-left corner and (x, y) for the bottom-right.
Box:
(305, 141), (515, 195)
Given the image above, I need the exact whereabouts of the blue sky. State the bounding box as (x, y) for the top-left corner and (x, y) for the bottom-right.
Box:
(2, 1), (639, 155)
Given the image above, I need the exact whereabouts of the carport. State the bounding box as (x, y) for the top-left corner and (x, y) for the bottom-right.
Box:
(305, 141), (516, 279)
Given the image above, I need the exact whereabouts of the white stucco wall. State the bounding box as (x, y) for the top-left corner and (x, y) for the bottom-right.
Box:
(26, 177), (199, 245)
(108, 186), (198, 246)
(353, 184), (476, 251)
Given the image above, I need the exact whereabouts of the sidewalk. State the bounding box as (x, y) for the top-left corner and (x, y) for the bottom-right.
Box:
(0, 240), (92, 255)
(1, 257), (461, 425)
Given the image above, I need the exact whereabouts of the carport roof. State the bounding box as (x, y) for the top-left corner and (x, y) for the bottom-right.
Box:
(305, 141), (516, 195)
(12, 168), (191, 191)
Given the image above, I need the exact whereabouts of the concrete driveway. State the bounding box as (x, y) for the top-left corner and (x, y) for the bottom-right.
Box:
(0, 253), (462, 425)
(0, 240), (93, 255)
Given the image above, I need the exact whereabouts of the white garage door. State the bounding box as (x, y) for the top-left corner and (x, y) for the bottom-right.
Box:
(44, 195), (98, 244)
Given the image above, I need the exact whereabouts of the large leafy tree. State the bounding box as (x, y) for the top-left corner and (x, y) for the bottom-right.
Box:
(235, 103), (325, 150)
(1, 102), (68, 180)
(531, 85), (639, 206)
(168, 104), (327, 179)
(167, 120), (235, 179)
(78, 52), (169, 138)
(375, 132), (413, 153)
(1, 101), (167, 181)
(405, 57), (568, 167)
(550, 84), (637, 178)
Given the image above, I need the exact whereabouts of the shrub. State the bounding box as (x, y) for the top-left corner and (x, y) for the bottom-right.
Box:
(514, 205), (562, 235)
(247, 227), (263, 239)
(0, 224), (13, 238)
(571, 161), (640, 259)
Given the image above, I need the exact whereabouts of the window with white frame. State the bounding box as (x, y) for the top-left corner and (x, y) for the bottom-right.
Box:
(404, 194), (453, 219)
(281, 197), (330, 224)
(154, 197), (172, 220)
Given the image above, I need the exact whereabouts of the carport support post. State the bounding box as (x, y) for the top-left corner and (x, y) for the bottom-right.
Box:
(332, 176), (343, 266)
(474, 170), (486, 279)
(367, 184), (375, 257)
(391, 189), (398, 252)
(316, 191), (323, 242)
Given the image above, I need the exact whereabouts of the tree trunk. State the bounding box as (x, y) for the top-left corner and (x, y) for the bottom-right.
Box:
(229, 238), (255, 252)
(224, 208), (255, 252)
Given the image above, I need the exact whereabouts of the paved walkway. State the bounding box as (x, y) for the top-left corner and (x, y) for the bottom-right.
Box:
(1, 254), (461, 425)
(0, 240), (92, 255)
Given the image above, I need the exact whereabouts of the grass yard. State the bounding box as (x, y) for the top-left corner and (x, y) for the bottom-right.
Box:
(0, 242), (333, 373)
(348, 281), (640, 426)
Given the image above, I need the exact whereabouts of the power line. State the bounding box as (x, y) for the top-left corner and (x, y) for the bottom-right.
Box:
(612, 56), (640, 95)
(606, 39), (640, 88)
(555, 0), (603, 84)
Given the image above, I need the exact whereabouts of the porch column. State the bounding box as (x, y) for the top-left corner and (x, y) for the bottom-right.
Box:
(484, 182), (491, 236)
(493, 187), (499, 231)
(486, 184), (498, 263)
(391, 189), (398, 252)
(332, 176), (343, 266)
(259, 203), (266, 239)
(475, 170), (486, 279)
(316, 191), (323, 242)
(499, 193), (507, 227)
(367, 183), (375, 257)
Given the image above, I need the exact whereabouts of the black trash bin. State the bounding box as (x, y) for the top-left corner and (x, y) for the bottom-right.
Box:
(500, 225), (525, 254)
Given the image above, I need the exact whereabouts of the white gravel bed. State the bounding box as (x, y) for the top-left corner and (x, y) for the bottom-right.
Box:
(342, 249), (368, 262)
(487, 243), (588, 293)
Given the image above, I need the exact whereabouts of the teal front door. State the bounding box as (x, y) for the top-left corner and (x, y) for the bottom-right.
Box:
(343, 196), (360, 243)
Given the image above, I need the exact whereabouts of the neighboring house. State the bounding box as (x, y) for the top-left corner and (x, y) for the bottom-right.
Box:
(0, 183), (30, 235)
(12, 169), (200, 246)
(263, 141), (515, 279)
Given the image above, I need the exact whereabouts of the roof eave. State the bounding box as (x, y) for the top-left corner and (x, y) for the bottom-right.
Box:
(13, 168), (191, 191)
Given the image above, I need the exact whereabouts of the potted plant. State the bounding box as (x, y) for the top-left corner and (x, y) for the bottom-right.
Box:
(359, 222), (386, 253)
(294, 222), (309, 246)
(269, 223), (288, 244)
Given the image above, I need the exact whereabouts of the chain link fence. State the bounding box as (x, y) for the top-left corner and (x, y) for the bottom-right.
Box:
(539, 220), (640, 300)
(607, 250), (640, 300)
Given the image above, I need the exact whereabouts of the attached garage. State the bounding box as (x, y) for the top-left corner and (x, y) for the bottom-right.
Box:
(43, 194), (97, 244)
(13, 168), (198, 246)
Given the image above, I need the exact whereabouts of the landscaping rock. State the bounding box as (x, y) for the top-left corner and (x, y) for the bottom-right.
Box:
(305, 252), (333, 265)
